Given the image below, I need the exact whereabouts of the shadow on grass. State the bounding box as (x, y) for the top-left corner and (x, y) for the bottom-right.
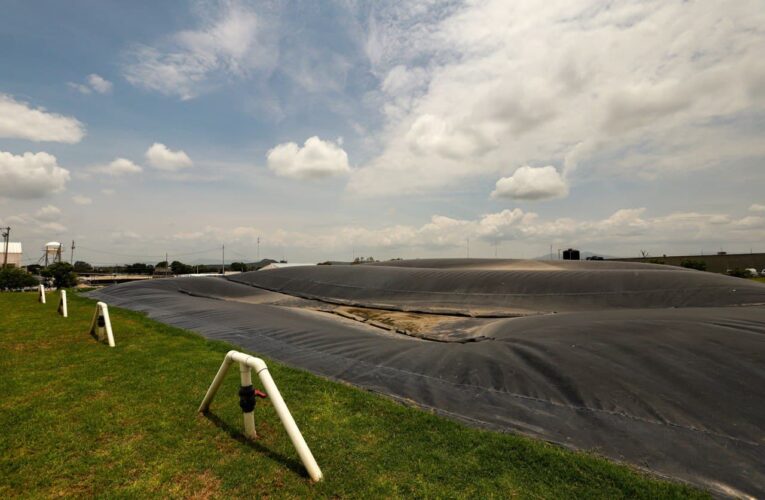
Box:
(200, 411), (308, 479)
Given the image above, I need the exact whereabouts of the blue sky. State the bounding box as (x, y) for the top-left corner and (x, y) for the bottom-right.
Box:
(1, 0), (764, 265)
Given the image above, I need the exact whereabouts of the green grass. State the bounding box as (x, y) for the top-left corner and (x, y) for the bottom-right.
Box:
(0, 291), (706, 499)
(752, 277), (765, 283)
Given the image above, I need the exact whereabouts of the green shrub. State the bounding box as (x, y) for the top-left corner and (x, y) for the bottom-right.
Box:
(0, 266), (39, 290)
(680, 259), (707, 271)
(727, 268), (750, 278)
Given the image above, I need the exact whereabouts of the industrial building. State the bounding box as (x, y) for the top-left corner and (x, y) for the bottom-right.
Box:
(1, 242), (22, 267)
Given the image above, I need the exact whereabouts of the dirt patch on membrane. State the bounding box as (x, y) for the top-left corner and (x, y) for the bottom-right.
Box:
(322, 306), (497, 343)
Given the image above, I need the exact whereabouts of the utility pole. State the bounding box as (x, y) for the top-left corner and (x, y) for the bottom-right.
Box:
(70, 240), (76, 264)
(221, 244), (225, 274)
(257, 236), (260, 261)
(1, 227), (9, 268)
(165, 252), (169, 276)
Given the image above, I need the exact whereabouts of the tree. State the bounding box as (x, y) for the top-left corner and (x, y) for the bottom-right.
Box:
(73, 261), (93, 273)
(170, 260), (193, 275)
(229, 262), (248, 272)
(0, 267), (38, 290)
(41, 262), (78, 289)
(352, 256), (377, 264)
(680, 259), (707, 271)
(125, 262), (154, 274)
(156, 261), (168, 268)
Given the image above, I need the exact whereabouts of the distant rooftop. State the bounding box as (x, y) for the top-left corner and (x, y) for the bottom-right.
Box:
(0, 242), (22, 254)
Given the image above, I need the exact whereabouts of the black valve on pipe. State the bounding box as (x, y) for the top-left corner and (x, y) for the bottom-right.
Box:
(238, 386), (267, 413)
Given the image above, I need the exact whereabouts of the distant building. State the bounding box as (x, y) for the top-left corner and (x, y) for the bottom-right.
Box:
(1, 242), (22, 267)
(259, 262), (315, 271)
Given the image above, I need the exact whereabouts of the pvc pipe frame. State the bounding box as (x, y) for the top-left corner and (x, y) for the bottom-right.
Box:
(38, 284), (46, 304)
(89, 301), (116, 347)
(198, 350), (323, 482)
(58, 290), (68, 318)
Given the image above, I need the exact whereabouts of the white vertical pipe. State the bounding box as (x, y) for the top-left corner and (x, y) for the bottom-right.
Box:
(58, 290), (68, 317)
(239, 363), (258, 439)
(38, 284), (46, 304)
(198, 355), (234, 413)
(98, 302), (116, 347)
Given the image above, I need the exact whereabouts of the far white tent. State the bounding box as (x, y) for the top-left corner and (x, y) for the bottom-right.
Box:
(259, 263), (316, 271)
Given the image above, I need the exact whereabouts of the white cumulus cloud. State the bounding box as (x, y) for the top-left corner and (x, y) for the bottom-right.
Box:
(88, 74), (112, 93)
(349, 1), (765, 197)
(145, 143), (193, 171)
(72, 195), (93, 205)
(122, 1), (273, 100)
(0, 94), (85, 143)
(69, 74), (113, 94)
(3, 205), (66, 233)
(267, 136), (350, 179)
(0, 151), (70, 198)
(35, 204), (62, 222)
(749, 203), (765, 212)
(91, 158), (143, 176)
(491, 166), (568, 201)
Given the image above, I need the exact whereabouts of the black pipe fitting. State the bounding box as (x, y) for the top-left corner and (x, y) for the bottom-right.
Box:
(238, 385), (256, 413)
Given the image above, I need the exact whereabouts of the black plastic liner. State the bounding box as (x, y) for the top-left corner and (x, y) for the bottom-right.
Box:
(90, 262), (765, 497)
(229, 261), (765, 315)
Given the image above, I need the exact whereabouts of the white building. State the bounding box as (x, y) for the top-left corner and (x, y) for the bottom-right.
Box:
(0, 242), (23, 267)
(259, 262), (315, 271)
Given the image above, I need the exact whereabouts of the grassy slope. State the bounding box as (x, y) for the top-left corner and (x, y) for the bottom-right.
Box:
(0, 291), (706, 499)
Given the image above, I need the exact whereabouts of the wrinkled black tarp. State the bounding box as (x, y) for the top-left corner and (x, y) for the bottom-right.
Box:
(229, 260), (765, 315)
(90, 261), (765, 497)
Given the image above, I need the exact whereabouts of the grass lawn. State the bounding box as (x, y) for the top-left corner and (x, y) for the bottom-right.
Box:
(752, 277), (765, 283)
(0, 291), (706, 498)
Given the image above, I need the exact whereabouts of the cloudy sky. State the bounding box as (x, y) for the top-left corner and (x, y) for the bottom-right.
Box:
(1, 0), (764, 266)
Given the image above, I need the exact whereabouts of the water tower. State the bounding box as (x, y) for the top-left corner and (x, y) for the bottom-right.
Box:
(43, 241), (62, 266)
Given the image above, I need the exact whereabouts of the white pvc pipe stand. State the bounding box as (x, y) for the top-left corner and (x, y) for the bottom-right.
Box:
(198, 350), (323, 482)
(89, 301), (116, 347)
(38, 284), (46, 304)
(58, 290), (68, 318)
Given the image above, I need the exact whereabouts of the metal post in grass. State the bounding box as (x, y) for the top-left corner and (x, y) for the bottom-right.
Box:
(198, 350), (323, 482)
(38, 284), (46, 304)
(89, 302), (115, 347)
(58, 290), (68, 318)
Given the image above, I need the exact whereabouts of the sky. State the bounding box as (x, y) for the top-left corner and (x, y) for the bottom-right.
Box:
(1, 0), (764, 266)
